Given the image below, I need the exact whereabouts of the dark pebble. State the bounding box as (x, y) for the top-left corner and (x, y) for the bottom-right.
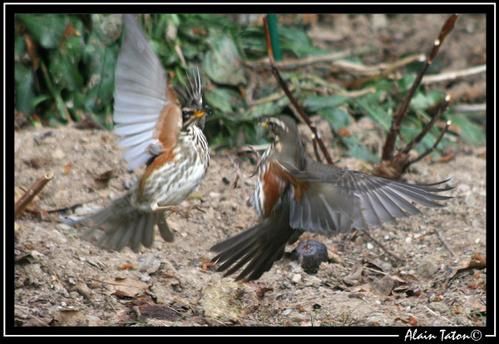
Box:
(290, 240), (329, 274)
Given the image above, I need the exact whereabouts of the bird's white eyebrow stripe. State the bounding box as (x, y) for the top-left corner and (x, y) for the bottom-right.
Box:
(269, 118), (287, 131)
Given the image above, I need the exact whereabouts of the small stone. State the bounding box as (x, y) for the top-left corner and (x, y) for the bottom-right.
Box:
(290, 240), (329, 274)
(291, 274), (302, 284)
(366, 242), (374, 250)
(209, 192), (221, 199)
(52, 149), (65, 160)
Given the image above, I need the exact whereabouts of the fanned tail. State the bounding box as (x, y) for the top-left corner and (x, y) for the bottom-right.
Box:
(73, 193), (174, 252)
(210, 193), (302, 281)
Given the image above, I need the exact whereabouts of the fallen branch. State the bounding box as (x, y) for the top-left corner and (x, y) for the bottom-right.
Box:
(422, 65), (486, 84)
(263, 16), (334, 165)
(15, 172), (54, 218)
(332, 53), (425, 76)
(382, 14), (458, 162)
(453, 103), (486, 113)
(433, 227), (456, 257)
(244, 47), (371, 70)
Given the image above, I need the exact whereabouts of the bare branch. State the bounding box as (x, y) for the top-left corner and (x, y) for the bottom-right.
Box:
(400, 94), (450, 155)
(381, 14), (459, 161)
(422, 65), (486, 84)
(15, 173), (54, 218)
(263, 16), (334, 165)
(402, 120), (451, 172)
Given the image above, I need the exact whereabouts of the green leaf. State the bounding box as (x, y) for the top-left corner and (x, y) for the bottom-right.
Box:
(82, 32), (119, 114)
(304, 95), (349, 113)
(318, 107), (352, 131)
(245, 97), (289, 119)
(397, 73), (416, 92)
(15, 63), (35, 114)
(48, 36), (84, 91)
(204, 87), (240, 114)
(31, 95), (51, 108)
(203, 34), (245, 86)
(354, 93), (392, 131)
(451, 113), (486, 146)
(410, 90), (444, 112)
(17, 14), (66, 49)
(342, 136), (380, 163)
(279, 26), (324, 57)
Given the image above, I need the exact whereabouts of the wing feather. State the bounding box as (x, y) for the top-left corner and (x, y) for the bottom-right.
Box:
(113, 14), (169, 171)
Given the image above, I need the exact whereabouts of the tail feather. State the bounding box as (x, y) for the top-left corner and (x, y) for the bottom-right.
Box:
(210, 192), (302, 281)
(75, 193), (172, 252)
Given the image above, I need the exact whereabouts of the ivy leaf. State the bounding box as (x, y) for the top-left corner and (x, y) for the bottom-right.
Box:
(342, 136), (380, 163)
(354, 93), (392, 131)
(205, 87), (241, 114)
(318, 107), (352, 131)
(15, 63), (35, 114)
(304, 95), (349, 113)
(48, 36), (84, 91)
(410, 90), (444, 112)
(203, 34), (246, 86)
(451, 113), (486, 146)
(17, 14), (66, 49)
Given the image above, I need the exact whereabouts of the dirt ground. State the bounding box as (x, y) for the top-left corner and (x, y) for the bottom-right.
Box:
(13, 14), (486, 328)
(14, 126), (486, 327)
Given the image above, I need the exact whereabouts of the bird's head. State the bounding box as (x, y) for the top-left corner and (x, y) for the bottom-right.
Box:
(260, 115), (298, 143)
(178, 67), (211, 130)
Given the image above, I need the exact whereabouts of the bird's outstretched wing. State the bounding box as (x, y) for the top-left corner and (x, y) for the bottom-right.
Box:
(113, 14), (180, 171)
(279, 158), (454, 234)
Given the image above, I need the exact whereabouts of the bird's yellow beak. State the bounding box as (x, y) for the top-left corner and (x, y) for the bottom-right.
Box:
(183, 109), (206, 129)
(193, 109), (206, 119)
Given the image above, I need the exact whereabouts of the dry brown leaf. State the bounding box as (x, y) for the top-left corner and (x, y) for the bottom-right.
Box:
(106, 277), (149, 299)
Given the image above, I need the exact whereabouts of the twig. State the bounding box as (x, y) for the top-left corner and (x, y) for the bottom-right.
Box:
(382, 14), (458, 161)
(347, 54), (425, 88)
(422, 65), (486, 84)
(15, 173), (54, 218)
(332, 54), (425, 76)
(360, 229), (406, 264)
(424, 305), (456, 326)
(400, 94), (450, 155)
(453, 103), (486, 113)
(45, 197), (101, 214)
(403, 120), (451, 171)
(263, 16), (334, 165)
(433, 227), (456, 257)
(312, 138), (323, 163)
(244, 47), (371, 70)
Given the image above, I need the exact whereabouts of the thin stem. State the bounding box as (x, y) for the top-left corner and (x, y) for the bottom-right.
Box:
(381, 14), (459, 161)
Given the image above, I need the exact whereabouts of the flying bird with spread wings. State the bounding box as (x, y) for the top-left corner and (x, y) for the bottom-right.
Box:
(75, 14), (210, 252)
(211, 116), (453, 281)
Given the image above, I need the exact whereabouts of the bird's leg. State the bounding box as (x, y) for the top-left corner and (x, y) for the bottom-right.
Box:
(150, 202), (176, 212)
(150, 202), (190, 218)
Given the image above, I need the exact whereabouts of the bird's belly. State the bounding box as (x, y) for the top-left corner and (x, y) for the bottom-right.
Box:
(140, 153), (207, 207)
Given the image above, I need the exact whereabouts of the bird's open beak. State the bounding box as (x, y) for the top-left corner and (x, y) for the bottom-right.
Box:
(183, 109), (206, 129)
